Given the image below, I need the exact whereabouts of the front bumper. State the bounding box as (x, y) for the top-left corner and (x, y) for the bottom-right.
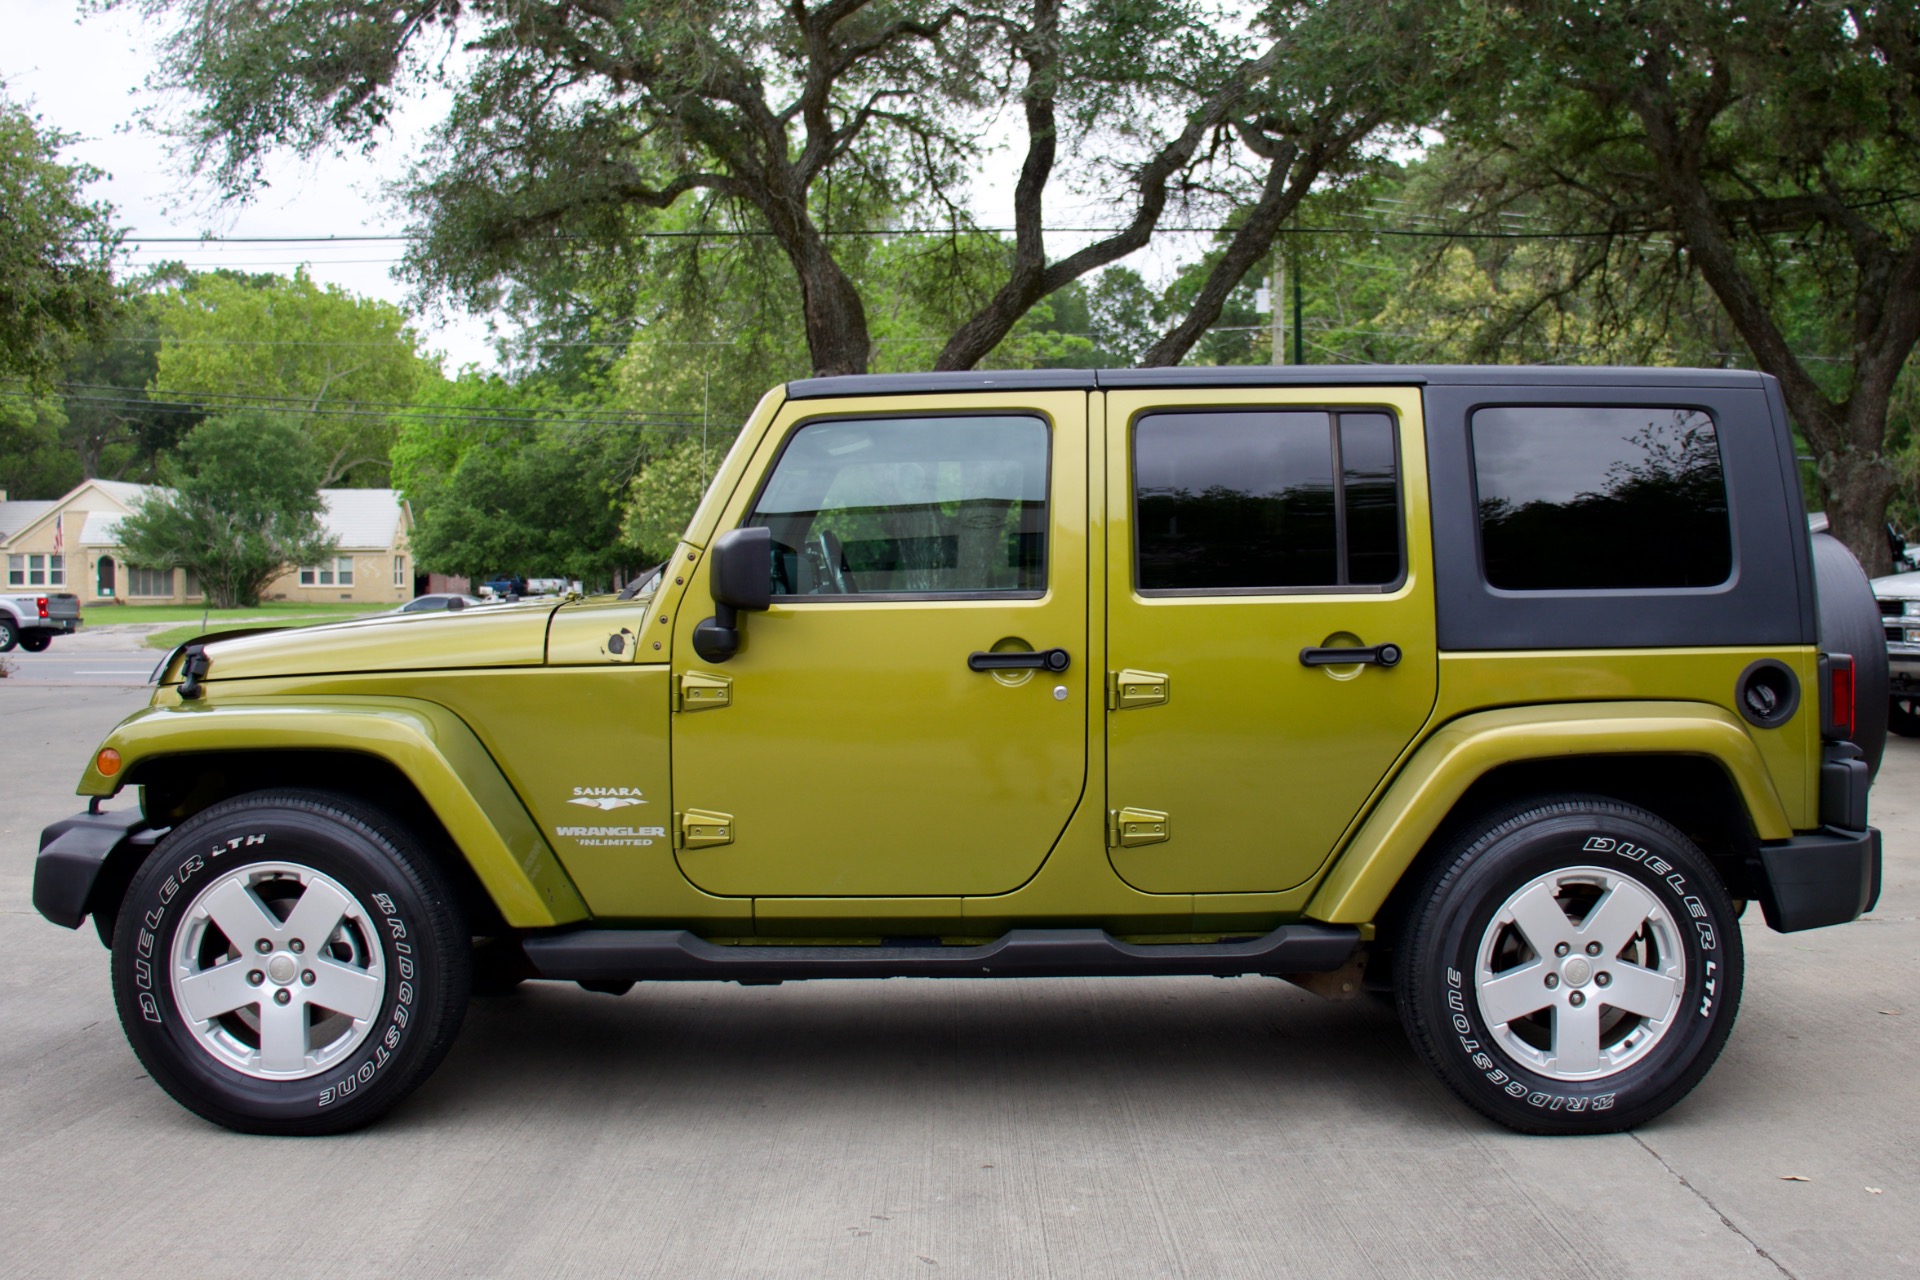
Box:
(33, 806), (160, 939)
(1753, 826), (1881, 933)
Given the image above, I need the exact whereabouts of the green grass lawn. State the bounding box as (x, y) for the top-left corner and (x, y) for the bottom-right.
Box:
(84, 601), (381, 627)
(99, 603), (388, 650)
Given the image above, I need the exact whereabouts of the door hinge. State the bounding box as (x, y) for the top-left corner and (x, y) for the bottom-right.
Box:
(674, 671), (732, 712)
(1108, 669), (1170, 711)
(1107, 807), (1171, 848)
(675, 810), (735, 850)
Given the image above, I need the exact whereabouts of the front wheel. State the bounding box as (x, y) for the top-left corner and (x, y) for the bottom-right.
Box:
(1395, 797), (1742, 1134)
(1889, 697), (1920, 738)
(110, 789), (471, 1134)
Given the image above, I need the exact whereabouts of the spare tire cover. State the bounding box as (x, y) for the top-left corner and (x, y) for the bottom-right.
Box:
(1813, 532), (1888, 779)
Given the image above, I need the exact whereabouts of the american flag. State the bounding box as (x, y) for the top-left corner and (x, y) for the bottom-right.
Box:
(52, 512), (63, 556)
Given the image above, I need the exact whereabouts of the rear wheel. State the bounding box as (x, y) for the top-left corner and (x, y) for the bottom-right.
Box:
(19, 632), (51, 652)
(1396, 797), (1742, 1134)
(110, 789), (470, 1134)
(0, 617), (16, 652)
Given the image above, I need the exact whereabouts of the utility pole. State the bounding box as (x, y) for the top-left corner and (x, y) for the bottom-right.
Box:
(1271, 252), (1287, 365)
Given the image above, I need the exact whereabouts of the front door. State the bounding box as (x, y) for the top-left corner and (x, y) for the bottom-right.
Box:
(671, 392), (1090, 898)
(1103, 387), (1438, 894)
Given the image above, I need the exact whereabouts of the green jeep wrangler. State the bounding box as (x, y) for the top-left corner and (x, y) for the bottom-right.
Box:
(34, 367), (1885, 1136)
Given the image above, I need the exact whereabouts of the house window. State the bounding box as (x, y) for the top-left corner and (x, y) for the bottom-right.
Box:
(128, 566), (174, 597)
(298, 557), (356, 587)
(393, 555), (406, 587)
(7, 553), (63, 587)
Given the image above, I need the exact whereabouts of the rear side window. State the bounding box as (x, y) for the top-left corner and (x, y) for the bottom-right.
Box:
(1472, 407), (1731, 591)
(1133, 410), (1403, 592)
(747, 415), (1049, 597)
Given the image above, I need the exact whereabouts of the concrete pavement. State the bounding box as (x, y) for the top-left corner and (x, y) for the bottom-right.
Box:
(1, 682), (1914, 1278)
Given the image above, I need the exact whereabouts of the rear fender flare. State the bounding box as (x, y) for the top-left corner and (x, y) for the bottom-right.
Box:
(1307, 701), (1792, 925)
(84, 698), (589, 928)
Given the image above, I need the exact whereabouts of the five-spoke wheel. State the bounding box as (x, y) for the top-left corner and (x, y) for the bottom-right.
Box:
(171, 863), (387, 1079)
(1473, 867), (1685, 1081)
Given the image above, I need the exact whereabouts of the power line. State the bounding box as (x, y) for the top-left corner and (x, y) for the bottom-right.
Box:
(105, 224), (1632, 245)
(15, 386), (708, 432)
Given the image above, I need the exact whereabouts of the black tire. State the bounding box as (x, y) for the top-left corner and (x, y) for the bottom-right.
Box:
(110, 789), (470, 1135)
(1396, 797), (1743, 1134)
(1813, 532), (1889, 778)
(19, 632), (51, 652)
(0, 617), (16, 652)
(1889, 697), (1920, 739)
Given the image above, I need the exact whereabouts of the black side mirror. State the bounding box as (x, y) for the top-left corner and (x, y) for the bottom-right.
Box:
(692, 526), (772, 662)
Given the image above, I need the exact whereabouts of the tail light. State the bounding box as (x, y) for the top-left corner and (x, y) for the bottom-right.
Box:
(35, 596), (48, 619)
(1819, 653), (1856, 740)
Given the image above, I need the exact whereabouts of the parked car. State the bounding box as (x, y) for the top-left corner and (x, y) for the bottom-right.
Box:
(1869, 568), (1920, 735)
(0, 591), (81, 652)
(34, 366), (1882, 1138)
(390, 593), (488, 615)
(480, 575), (529, 599)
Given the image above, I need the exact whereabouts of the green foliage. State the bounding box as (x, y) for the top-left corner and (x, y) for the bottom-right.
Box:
(0, 391), (76, 498)
(1421, 0), (1920, 571)
(395, 370), (668, 587)
(0, 89), (120, 387)
(115, 410), (336, 607)
(150, 269), (436, 485)
(623, 439), (727, 566)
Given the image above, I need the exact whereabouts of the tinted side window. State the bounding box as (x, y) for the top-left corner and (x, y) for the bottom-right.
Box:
(1472, 407), (1732, 591)
(747, 415), (1048, 596)
(1134, 410), (1403, 592)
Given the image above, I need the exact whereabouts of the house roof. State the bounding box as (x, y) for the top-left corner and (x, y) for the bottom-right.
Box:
(11, 480), (404, 552)
(319, 489), (405, 549)
(0, 500), (56, 542)
(87, 478), (153, 507)
(78, 511), (128, 546)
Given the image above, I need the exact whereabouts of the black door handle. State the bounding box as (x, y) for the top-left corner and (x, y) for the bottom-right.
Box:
(969, 648), (1071, 673)
(1299, 642), (1402, 668)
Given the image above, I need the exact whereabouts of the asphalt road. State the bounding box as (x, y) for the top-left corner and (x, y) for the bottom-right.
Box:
(2, 675), (1915, 1278)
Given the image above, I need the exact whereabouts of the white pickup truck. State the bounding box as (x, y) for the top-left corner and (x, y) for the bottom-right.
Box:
(0, 592), (82, 652)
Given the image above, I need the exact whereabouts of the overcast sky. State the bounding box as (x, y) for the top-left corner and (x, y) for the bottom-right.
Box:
(5, 2), (508, 370)
(3, 2), (1207, 378)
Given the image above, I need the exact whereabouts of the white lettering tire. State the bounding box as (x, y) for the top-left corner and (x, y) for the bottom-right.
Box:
(1395, 797), (1743, 1134)
(110, 789), (471, 1135)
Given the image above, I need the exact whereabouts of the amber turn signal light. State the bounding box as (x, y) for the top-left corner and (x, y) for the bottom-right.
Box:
(95, 748), (122, 777)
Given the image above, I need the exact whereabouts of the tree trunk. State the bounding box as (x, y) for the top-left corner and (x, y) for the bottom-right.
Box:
(1819, 447), (1896, 577)
(771, 209), (871, 377)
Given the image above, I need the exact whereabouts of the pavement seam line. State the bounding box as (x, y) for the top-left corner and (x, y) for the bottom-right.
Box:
(1631, 1134), (1796, 1279)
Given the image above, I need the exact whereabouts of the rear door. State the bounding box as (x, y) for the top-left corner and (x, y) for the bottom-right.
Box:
(670, 390), (1090, 898)
(1103, 386), (1438, 894)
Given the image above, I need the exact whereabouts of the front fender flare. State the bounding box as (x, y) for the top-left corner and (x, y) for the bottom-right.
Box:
(1307, 701), (1792, 925)
(82, 697), (590, 928)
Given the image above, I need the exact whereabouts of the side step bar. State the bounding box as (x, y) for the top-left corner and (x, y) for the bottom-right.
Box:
(520, 924), (1360, 985)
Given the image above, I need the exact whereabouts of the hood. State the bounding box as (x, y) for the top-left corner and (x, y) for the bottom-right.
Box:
(163, 602), (558, 685)
(1871, 569), (1920, 603)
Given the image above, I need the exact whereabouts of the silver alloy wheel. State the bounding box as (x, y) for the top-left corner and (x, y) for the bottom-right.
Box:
(169, 862), (386, 1080)
(1473, 865), (1686, 1081)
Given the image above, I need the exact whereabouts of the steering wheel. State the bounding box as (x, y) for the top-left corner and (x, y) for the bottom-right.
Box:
(814, 530), (854, 593)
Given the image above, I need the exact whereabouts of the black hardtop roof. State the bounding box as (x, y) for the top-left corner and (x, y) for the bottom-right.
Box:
(786, 364), (1771, 399)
